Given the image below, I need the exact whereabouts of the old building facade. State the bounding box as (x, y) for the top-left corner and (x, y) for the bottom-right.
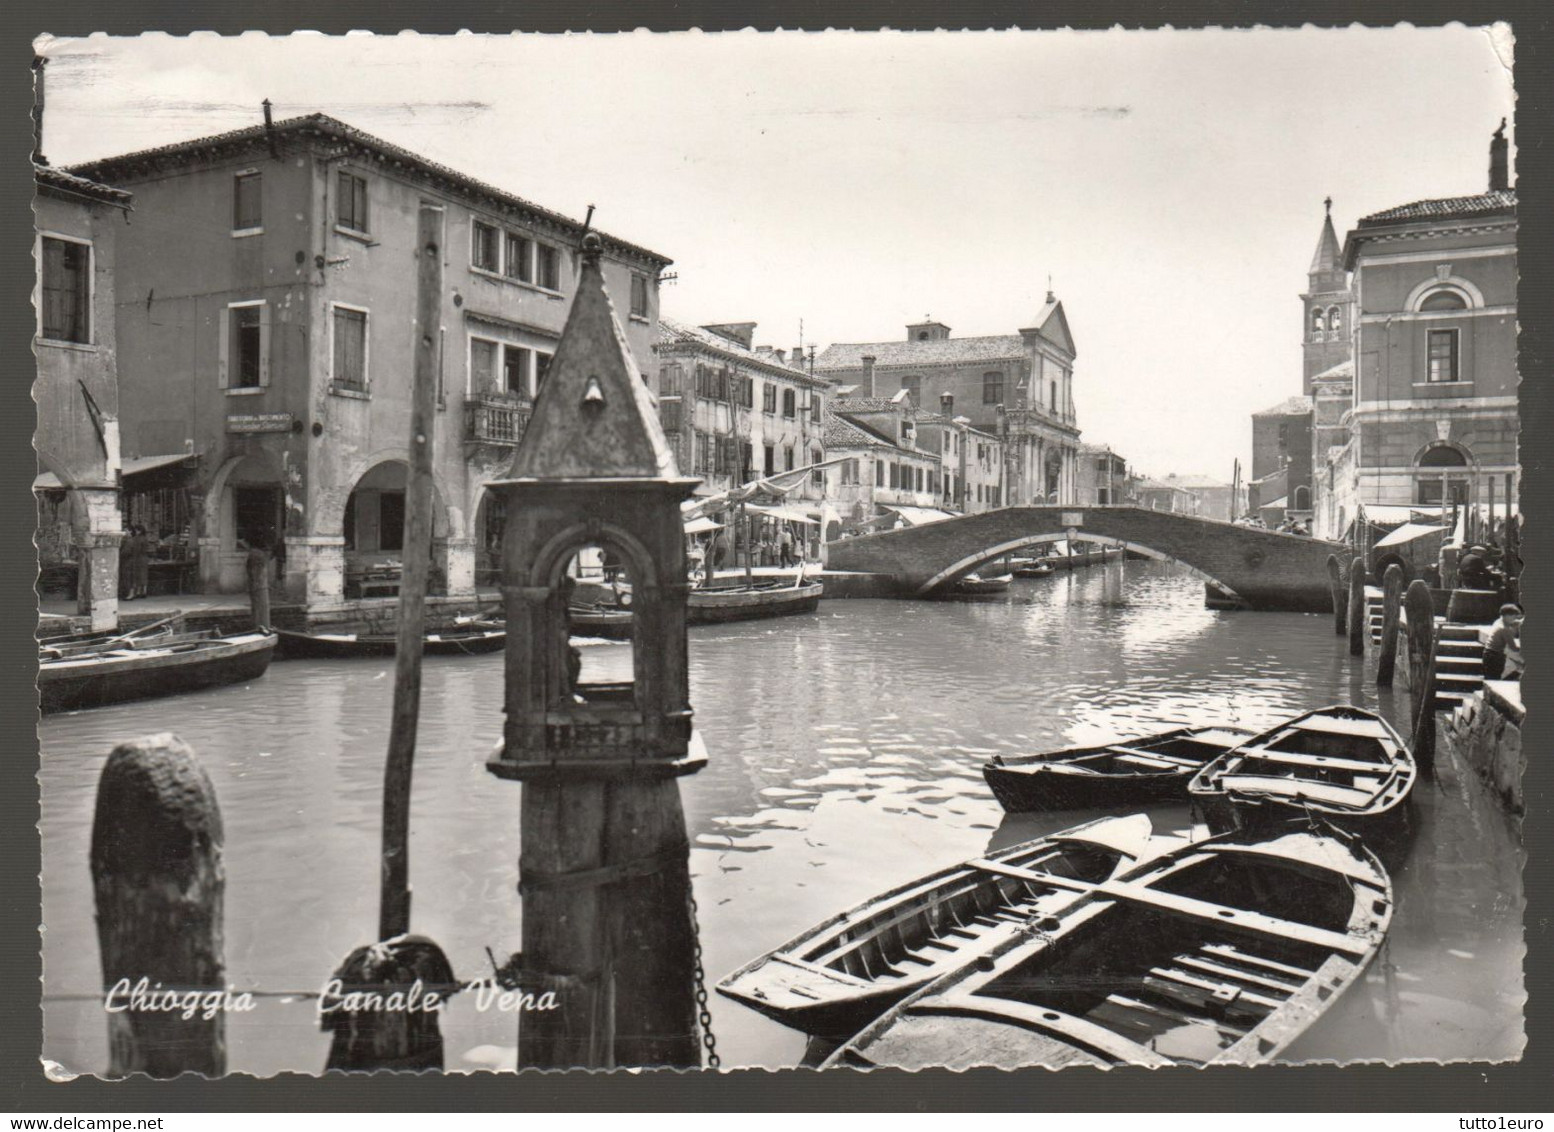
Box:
(814, 300), (1081, 507)
(915, 396), (1006, 514)
(1076, 442), (1129, 505)
(1314, 126), (1518, 539)
(822, 399), (943, 529)
(66, 113), (670, 607)
(654, 318), (828, 505)
(33, 165), (134, 628)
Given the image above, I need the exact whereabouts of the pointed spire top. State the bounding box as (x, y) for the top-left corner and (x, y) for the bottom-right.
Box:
(502, 233), (679, 482)
(1309, 198), (1342, 277)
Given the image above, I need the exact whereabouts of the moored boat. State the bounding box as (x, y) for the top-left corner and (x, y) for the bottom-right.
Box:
(1187, 705), (1415, 845)
(821, 821), (1393, 1070)
(39, 629), (278, 714)
(716, 814), (1157, 1038)
(984, 725), (1254, 812)
(1012, 562), (1055, 578)
(689, 578), (823, 624)
(273, 619), (505, 660)
(947, 572), (1013, 596)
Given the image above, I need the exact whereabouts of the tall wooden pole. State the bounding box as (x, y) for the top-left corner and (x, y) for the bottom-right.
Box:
(1376, 563), (1404, 687)
(1327, 554), (1348, 636)
(379, 202), (444, 942)
(1347, 556), (1367, 656)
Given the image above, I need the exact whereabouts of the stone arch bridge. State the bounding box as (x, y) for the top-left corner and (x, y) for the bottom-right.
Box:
(826, 505), (1344, 612)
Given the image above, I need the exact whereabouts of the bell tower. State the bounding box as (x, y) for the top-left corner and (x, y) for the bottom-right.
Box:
(1301, 197), (1354, 391)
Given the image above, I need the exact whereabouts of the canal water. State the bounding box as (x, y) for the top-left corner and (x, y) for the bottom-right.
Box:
(38, 559), (1525, 1075)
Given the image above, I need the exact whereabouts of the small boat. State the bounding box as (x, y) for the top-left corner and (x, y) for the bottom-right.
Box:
(39, 629), (277, 714)
(948, 572), (1013, 596)
(716, 814), (1157, 1039)
(1012, 562), (1055, 578)
(1187, 705), (1415, 844)
(822, 821), (1392, 1070)
(571, 576), (824, 635)
(273, 619), (505, 660)
(984, 725), (1254, 812)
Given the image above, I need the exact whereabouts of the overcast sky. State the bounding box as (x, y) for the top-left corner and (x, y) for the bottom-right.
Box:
(36, 28), (1514, 479)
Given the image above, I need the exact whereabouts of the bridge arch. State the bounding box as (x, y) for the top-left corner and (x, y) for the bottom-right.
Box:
(825, 505), (1344, 612)
(919, 530), (1243, 600)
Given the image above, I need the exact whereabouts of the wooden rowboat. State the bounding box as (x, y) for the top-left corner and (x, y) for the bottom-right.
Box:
(716, 814), (1158, 1038)
(568, 577), (824, 637)
(39, 630), (277, 714)
(946, 573), (1013, 597)
(1012, 562), (1055, 578)
(273, 619), (505, 660)
(822, 822), (1392, 1070)
(1187, 705), (1415, 845)
(983, 725), (1254, 812)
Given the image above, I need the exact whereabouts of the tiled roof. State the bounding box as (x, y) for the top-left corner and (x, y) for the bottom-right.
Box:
(658, 316), (827, 386)
(64, 113), (668, 266)
(1358, 190), (1516, 226)
(1134, 479), (1198, 494)
(1254, 395), (1314, 417)
(34, 164), (132, 205)
(832, 396), (906, 412)
(814, 334), (1026, 371)
(823, 411), (892, 450)
(1311, 359), (1355, 382)
(1164, 475), (1230, 489)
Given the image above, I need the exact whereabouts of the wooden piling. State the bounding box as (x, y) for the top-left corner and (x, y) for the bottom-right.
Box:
(1404, 579), (1437, 773)
(379, 202), (444, 942)
(90, 733), (225, 1078)
(245, 547), (270, 630)
(1376, 563), (1404, 687)
(321, 935), (457, 1072)
(1327, 554), (1347, 636)
(1347, 556), (1366, 656)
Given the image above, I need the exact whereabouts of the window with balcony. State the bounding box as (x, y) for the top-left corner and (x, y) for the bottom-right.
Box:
(39, 235), (91, 345)
(470, 337), (498, 393)
(504, 346), (531, 396)
(536, 352), (552, 389)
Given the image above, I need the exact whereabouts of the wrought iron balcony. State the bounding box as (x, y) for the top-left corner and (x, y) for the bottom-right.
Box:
(464, 393), (532, 446)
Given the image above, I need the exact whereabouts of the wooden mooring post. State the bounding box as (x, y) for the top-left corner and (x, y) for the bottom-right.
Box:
(91, 734), (225, 1078)
(1327, 554), (1347, 636)
(245, 547), (270, 630)
(1404, 579), (1438, 774)
(1347, 556), (1367, 656)
(1376, 563), (1405, 687)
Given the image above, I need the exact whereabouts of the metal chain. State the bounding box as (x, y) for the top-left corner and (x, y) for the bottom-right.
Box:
(686, 880), (721, 1070)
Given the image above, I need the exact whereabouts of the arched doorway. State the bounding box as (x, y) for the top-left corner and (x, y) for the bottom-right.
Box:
(202, 451), (286, 593)
(1415, 443), (1471, 506)
(342, 460), (451, 597)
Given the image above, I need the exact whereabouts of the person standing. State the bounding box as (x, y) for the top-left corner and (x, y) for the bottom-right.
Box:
(1482, 603), (1523, 681)
(125, 525), (150, 600)
(779, 524), (796, 568)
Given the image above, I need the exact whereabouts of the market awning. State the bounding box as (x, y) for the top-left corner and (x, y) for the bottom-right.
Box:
(1373, 522), (1445, 550)
(1258, 496), (1288, 511)
(683, 516), (724, 535)
(32, 452), (193, 491)
(1360, 505), (1425, 526)
(883, 505), (957, 527)
(750, 503), (821, 525)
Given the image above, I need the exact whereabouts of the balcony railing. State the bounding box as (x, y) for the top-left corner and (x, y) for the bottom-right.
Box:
(464, 393), (532, 445)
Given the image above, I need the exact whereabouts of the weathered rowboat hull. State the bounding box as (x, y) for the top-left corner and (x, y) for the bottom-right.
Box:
(689, 580), (824, 624)
(822, 822), (1392, 1070)
(984, 726), (1253, 812)
(273, 623), (506, 659)
(1187, 705), (1416, 852)
(38, 631), (277, 714)
(716, 814), (1158, 1038)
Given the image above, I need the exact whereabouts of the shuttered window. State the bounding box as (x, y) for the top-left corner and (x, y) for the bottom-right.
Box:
(504, 232), (532, 282)
(40, 236), (90, 344)
(472, 222), (500, 272)
(233, 172), (262, 231)
(232, 306), (263, 387)
(536, 244), (560, 291)
(333, 307), (368, 390)
(337, 172), (369, 233)
(470, 337), (497, 392)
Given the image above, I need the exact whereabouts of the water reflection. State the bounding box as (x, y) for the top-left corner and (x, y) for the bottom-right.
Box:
(38, 558), (1523, 1074)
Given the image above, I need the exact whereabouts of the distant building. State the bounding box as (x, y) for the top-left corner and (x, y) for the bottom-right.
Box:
(32, 164), (134, 628)
(1076, 443), (1129, 505)
(654, 318), (828, 504)
(914, 398), (1006, 513)
(65, 112), (671, 606)
(1315, 124), (1518, 539)
(822, 397), (942, 529)
(1248, 396), (1313, 525)
(1130, 476), (1201, 515)
(1165, 474), (1244, 522)
(815, 298), (1082, 506)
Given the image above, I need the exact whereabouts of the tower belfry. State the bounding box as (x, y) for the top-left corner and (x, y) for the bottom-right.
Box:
(1300, 197), (1354, 391)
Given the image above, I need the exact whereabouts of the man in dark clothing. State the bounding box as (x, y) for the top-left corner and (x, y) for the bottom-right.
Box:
(1457, 547), (1494, 590)
(1482, 603), (1523, 681)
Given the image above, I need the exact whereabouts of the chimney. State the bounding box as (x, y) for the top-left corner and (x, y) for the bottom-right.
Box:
(940, 393), (954, 417)
(773, 349), (786, 364)
(861, 355), (877, 394)
(1489, 118), (1509, 192)
(793, 345), (804, 370)
(32, 56), (46, 165)
(263, 98), (278, 158)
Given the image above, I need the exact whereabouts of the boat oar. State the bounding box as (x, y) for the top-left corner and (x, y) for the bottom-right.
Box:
(97, 612), (185, 649)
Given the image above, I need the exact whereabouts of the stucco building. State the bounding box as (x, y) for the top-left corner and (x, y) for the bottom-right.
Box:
(814, 299), (1081, 506)
(33, 165), (134, 628)
(65, 113), (670, 607)
(914, 395), (1006, 514)
(1314, 125), (1518, 539)
(1248, 396), (1314, 524)
(654, 318), (828, 505)
(822, 399), (943, 530)
(1076, 443), (1129, 506)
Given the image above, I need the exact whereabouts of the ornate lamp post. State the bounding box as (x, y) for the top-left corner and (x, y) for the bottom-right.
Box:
(486, 233), (706, 1069)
